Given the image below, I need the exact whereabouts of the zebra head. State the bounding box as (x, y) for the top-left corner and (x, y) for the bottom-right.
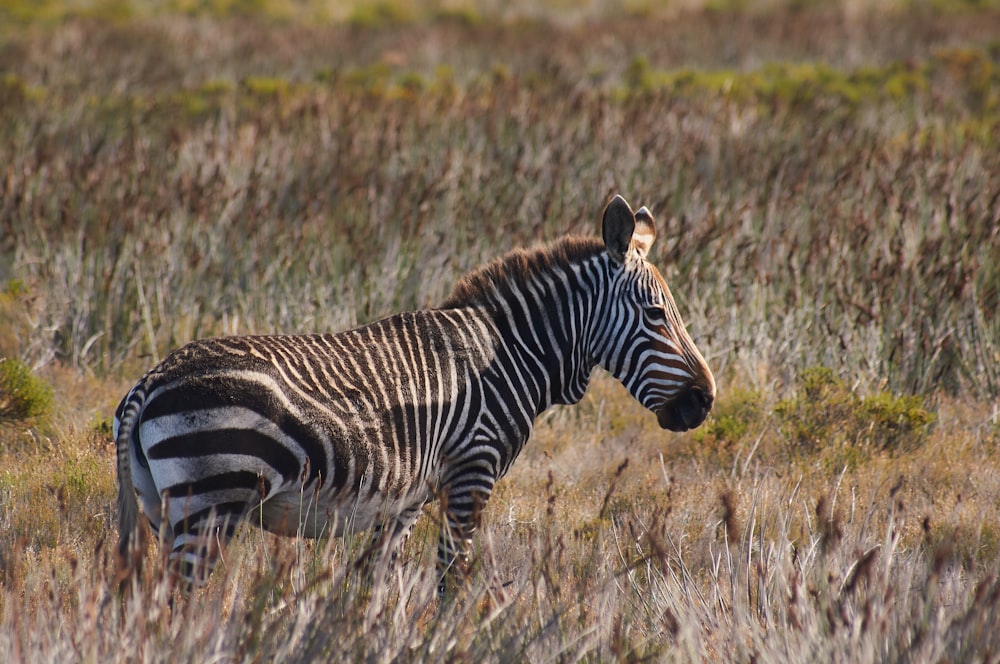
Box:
(595, 195), (716, 432)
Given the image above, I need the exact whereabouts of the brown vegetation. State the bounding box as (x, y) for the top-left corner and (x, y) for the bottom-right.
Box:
(1, 1), (998, 660)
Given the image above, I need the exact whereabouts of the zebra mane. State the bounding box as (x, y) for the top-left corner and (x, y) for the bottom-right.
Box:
(441, 235), (605, 309)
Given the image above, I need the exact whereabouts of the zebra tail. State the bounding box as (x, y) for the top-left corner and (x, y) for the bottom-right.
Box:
(115, 384), (146, 564)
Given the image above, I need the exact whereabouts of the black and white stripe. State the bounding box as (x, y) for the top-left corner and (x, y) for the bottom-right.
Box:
(115, 195), (715, 588)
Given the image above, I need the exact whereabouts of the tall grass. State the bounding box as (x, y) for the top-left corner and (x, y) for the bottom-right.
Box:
(2, 409), (998, 660)
(3, 35), (998, 392)
(1, 3), (999, 661)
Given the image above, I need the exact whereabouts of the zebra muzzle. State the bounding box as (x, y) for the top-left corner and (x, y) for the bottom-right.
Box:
(656, 386), (713, 432)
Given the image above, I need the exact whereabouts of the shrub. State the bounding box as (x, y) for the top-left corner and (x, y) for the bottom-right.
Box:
(692, 387), (767, 464)
(0, 358), (53, 425)
(775, 367), (935, 459)
(347, 0), (415, 27)
(774, 367), (855, 454)
(859, 392), (936, 450)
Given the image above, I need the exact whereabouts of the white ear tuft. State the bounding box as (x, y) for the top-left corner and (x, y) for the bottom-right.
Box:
(632, 206), (656, 258)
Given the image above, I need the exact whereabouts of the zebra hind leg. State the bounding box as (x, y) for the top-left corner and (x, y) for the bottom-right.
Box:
(358, 504), (424, 588)
(165, 499), (250, 588)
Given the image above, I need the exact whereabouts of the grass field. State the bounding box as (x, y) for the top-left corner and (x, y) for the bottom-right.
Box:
(1, 0), (999, 660)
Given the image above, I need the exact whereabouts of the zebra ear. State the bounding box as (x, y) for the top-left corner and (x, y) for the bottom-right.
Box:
(632, 206), (656, 259)
(602, 195), (635, 263)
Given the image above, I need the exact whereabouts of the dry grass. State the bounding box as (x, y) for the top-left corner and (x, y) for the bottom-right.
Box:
(1, 1), (999, 661)
(2, 379), (998, 660)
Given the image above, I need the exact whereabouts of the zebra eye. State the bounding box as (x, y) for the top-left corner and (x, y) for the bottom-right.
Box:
(643, 305), (665, 322)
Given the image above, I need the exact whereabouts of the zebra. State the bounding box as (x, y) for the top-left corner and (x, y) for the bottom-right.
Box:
(114, 194), (716, 590)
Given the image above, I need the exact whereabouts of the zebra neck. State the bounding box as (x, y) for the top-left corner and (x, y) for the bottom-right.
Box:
(482, 264), (597, 415)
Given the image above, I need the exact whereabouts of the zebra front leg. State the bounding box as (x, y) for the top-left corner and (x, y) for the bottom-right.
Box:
(437, 480), (493, 596)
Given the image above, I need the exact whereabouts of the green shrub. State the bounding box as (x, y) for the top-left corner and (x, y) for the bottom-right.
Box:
(859, 392), (936, 450)
(0, 358), (53, 425)
(624, 56), (654, 92)
(347, 0), (414, 27)
(775, 367), (935, 458)
(774, 367), (854, 454)
(243, 75), (290, 98)
(693, 387), (766, 447)
(432, 5), (481, 27)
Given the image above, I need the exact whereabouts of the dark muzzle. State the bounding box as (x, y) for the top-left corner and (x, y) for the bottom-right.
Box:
(656, 386), (714, 432)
